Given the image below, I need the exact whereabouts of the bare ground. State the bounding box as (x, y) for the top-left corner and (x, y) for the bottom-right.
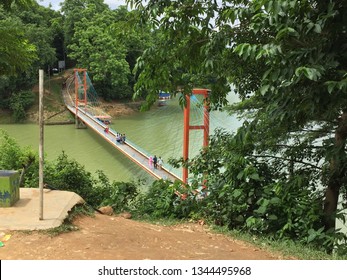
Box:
(0, 213), (293, 260)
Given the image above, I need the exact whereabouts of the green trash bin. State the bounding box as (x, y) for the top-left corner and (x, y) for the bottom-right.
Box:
(0, 170), (20, 207)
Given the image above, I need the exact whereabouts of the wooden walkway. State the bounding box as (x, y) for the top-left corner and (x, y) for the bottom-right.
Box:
(65, 104), (182, 182)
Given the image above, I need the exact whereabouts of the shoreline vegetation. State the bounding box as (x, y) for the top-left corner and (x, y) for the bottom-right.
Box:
(0, 70), (142, 125)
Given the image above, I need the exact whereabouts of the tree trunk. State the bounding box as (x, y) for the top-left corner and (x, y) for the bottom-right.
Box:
(324, 111), (347, 232)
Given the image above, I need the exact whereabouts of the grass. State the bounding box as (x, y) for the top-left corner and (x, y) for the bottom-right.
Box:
(210, 225), (347, 260)
(42, 204), (95, 237)
(131, 212), (347, 260)
(133, 214), (188, 226)
(43, 223), (79, 237)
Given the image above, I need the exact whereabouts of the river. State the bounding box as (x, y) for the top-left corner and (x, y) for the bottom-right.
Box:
(1, 94), (241, 183)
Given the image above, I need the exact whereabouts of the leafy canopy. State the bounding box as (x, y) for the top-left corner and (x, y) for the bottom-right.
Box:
(0, 6), (37, 75)
(127, 0), (347, 250)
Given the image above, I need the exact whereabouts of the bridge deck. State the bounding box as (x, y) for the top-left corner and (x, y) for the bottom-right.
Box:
(66, 105), (181, 182)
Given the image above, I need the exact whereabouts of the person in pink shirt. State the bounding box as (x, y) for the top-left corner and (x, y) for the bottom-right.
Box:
(149, 156), (154, 169)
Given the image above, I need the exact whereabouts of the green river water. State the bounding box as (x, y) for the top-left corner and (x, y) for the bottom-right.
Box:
(1, 95), (241, 183)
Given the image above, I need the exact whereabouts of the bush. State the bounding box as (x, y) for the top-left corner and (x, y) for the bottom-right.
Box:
(134, 179), (204, 220)
(43, 152), (141, 210)
(0, 129), (22, 169)
(135, 180), (178, 218)
(9, 91), (35, 122)
(0, 129), (37, 185)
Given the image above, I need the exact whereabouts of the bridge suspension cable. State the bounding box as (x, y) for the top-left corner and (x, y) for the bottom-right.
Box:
(62, 69), (182, 182)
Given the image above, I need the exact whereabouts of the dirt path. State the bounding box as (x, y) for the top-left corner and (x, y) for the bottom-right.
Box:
(0, 213), (292, 260)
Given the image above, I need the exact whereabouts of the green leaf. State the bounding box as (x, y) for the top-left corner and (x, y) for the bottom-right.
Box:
(255, 49), (266, 60)
(235, 215), (244, 222)
(249, 173), (260, 180)
(259, 84), (270, 95)
(233, 43), (252, 59)
(295, 67), (321, 81)
(237, 171), (244, 180)
(246, 216), (257, 227)
(254, 205), (267, 215)
(218, 191), (225, 198)
(276, 27), (298, 40)
(314, 24), (322, 33)
(307, 229), (317, 243)
(268, 214), (278, 220)
(270, 197), (281, 205)
(232, 189), (242, 198)
(325, 81), (336, 94)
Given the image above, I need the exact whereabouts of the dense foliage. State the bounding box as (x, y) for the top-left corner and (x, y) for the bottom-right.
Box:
(0, 1), (63, 121)
(0, 0), (153, 121)
(61, 0), (153, 100)
(128, 0), (347, 253)
(0, 1), (37, 75)
(0, 129), (37, 186)
(29, 151), (140, 211)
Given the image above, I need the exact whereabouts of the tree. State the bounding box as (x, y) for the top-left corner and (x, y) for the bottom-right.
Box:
(64, 2), (152, 100)
(109, 6), (154, 97)
(127, 0), (347, 243)
(61, 0), (109, 48)
(0, 5), (37, 75)
(17, 3), (62, 70)
(0, 0), (34, 10)
(128, 0), (233, 109)
(0, 129), (36, 187)
(0, 2), (64, 121)
(67, 4), (130, 99)
(228, 0), (347, 235)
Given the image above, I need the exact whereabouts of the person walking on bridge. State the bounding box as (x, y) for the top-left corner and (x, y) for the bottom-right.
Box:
(158, 156), (163, 170)
(153, 155), (158, 169)
(149, 156), (153, 169)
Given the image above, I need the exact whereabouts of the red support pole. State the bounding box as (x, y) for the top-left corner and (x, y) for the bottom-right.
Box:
(84, 71), (87, 106)
(74, 69), (79, 127)
(183, 94), (190, 184)
(182, 88), (210, 184)
(203, 91), (209, 147)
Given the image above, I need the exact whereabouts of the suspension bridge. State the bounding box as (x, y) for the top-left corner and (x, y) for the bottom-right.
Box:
(62, 69), (211, 183)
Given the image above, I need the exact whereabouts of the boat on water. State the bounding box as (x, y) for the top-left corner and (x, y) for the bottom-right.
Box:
(159, 91), (171, 100)
(158, 91), (171, 106)
(95, 115), (111, 124)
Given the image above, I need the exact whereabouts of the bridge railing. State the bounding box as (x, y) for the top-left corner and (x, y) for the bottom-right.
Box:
(62, 77), (181, 181)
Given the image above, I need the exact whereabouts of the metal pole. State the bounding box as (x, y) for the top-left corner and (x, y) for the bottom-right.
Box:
(84, 70), (87, 106)
(74, 69), (78, 127)
(203, 90), (210, 147)
(183, 94), (190, 184)
(39, 69), (44, 220)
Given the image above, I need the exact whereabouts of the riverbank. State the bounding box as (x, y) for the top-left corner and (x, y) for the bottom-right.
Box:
(0, 71), (142, 125)
(25, 100), (142, 125)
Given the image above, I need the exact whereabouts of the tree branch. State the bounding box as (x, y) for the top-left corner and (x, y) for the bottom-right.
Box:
(250, 154), (322, 170)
